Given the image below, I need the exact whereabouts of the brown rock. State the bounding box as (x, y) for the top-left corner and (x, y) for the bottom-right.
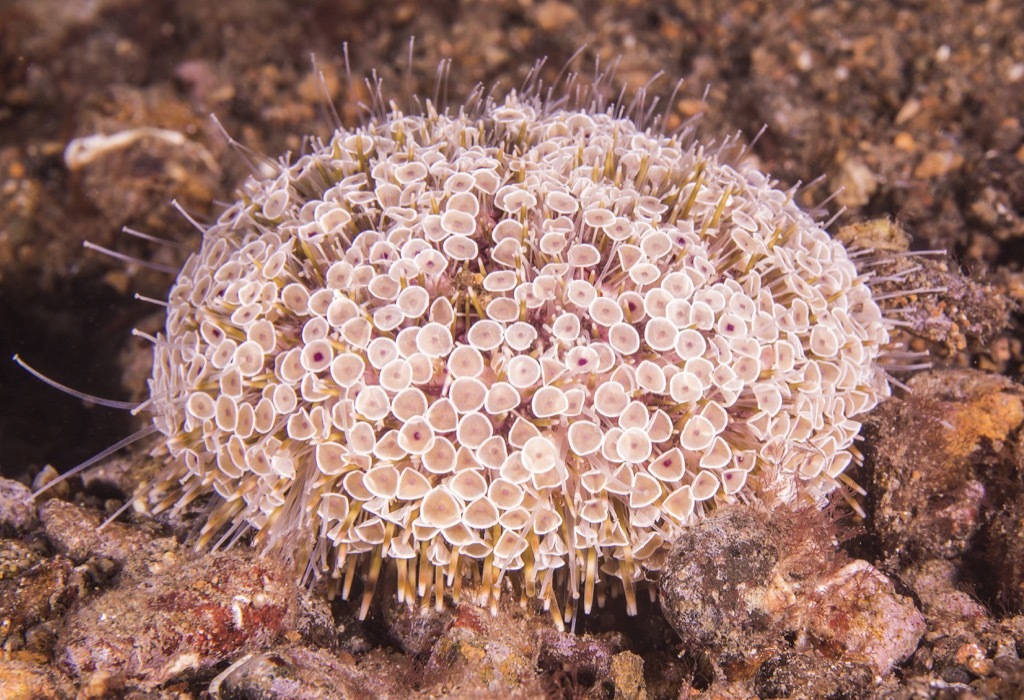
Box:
(38, 498), (153, 565)
(980, 493), (1024, 611)
(294, 592), (341, 650)
(609, 651), (647, 700)
(207, 645), (373, 699)
(425, 602), (546, 697)
(65, 84), (219, 236)
(835, 158), (878, 208)
(381, 595), (452, 656)
(55, 550), (297, 689)
(0, 538), (44, 580)
(537, 628), (625, 698)
(866, 371), (1024, 564)
(881, 258), (1011, 357)
(658, 505), (783, 662)
(904, 559), (988, 633)
(914, 150), (964, 179)
(0, 478), (36, 534)
(753, 651), (874, 700)
(659, 505), (925, 685)
(0, 555), (82, 650)
(534, 1), (579, 32)
(840, 218), (1013, 357)
(836, 218), (912, 252)
(902, 560), (992, 683)
(0, 657), (75, 700)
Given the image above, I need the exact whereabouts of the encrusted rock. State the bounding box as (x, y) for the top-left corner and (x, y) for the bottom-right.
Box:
(660, 505), (926, 683)
(0, 478), (36, 534)
(795, 559), (926, 676)
(753, 651), (874, 700)
(381, 596), (453, 657)
(904, 559), (989, 634)
(609, 650), (647, 700)
(842, 219), (1013, 356)
(0, 657), (75, 700)
(0, 555), (82, 651)
(55, 550), (297, 689)
(208, 645), (373, 700)
(38, 499), (154, 565)
(658, 505), (783, 661)
(425, 602), (545, 697)
(866, 370), (1024, 564)
(537, 627), (627, 698)
(0, 538), (44, 580)
(979, 493), (1024, 611)
(294, 592), (342, 651)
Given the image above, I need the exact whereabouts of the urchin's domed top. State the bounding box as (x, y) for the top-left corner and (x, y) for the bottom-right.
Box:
(146, 92), (890, 619)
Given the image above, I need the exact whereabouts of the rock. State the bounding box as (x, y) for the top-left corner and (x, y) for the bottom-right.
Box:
(853, 228), (1013, 355)
(55, 550), (297, 689)
(425, 602), (546, 697)
(659, 505), (926, 683)
(38, 499), (153, 565)
(866, 371), (1024, 563)
(753, 651), (874, 700)
(658, 505), (783, 663)
(65, 84), (219, 237)
(294, 592), (341, 650)
(537, 627), (625, 698)
(0, 657), (75, 700)
(208, 645), (373, 699)
(836, 218), (912, 252)
(795, 559), (926, 676)
(30, 468), (70, 503)
(835, 158), (878, 208)
(0, 538), (44, 579)
(904, 559), (989, 632)
(0, 555), (82, 651)
(979, 493), (1024, 611)
(533, 1), (579, 32)
(381, 596), (452, 656)
(348, 647), (420, 698)
(901, 559), (995, 688)
(0, 478), (36, 534)
(914, 150), (964, 179)
(642, 651), (696, 700)
(609, 651), (647, 700)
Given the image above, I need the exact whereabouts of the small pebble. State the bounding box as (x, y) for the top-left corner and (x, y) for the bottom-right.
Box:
(0, 478), (37, 534)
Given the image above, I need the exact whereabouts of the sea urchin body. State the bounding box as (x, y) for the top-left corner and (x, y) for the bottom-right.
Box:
(144, 91), (891, 620)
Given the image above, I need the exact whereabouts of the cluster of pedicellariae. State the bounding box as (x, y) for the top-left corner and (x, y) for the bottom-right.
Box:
(143, 91), (891, 622)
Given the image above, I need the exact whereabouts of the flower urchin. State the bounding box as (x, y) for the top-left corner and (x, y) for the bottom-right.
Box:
(142, 86), (892, 622)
